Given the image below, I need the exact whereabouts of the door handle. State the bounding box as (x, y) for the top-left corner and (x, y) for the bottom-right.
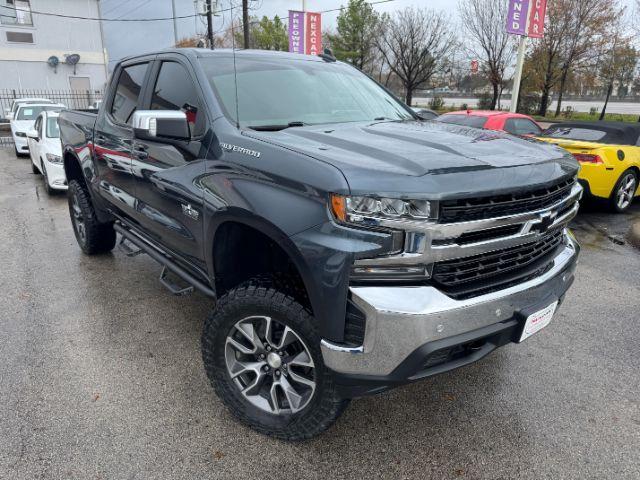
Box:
(133, 144), (148, 160)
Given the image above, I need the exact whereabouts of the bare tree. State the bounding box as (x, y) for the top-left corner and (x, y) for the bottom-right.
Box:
(376, 7), (456, 105)
(458, 0), (514, 110)
(553, 0), (619, 116)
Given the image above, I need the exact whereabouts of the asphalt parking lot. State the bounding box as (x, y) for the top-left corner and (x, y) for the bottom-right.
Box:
(0, 148), (638, 480)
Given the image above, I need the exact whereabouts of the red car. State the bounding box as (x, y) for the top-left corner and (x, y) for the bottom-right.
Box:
(437, 110), (542, 136)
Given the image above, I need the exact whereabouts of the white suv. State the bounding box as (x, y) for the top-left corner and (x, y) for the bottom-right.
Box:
(10, 103), (65, 157)
(27, 111), (66, 193)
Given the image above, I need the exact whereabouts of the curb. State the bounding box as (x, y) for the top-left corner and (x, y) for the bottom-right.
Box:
(627, 220), (640, 250)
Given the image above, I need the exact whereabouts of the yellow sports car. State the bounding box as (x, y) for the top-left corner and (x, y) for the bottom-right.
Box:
(538, 122), (640, 212)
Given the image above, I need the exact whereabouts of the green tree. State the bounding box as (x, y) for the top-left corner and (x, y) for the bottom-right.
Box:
(236, 15), (288, 51)
(327, 0), (380, 70)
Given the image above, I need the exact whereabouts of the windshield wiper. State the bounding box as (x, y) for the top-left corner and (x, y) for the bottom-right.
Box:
(248, 121), (307, 132)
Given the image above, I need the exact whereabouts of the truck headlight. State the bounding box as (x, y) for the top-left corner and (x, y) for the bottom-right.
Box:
(46, 153), (62, 164)
(330, 194), (435, 224)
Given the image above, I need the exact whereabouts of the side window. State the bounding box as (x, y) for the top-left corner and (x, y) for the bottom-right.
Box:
(506, 118), (541, 135)
(150, 61), (205, 137)
(111, 63), (148, 125)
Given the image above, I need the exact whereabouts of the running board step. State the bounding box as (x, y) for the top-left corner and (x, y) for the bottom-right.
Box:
(159, 266), (194, 296)
(118, 235), (144, 257)
(113, 223), (216, 300)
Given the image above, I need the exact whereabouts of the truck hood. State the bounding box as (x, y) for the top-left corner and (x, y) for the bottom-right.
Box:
(247, 120), (578, 198)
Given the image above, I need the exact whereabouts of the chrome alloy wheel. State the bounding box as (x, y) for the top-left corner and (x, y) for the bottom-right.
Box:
(70, 191), (86, 243)
(225, 316), (316, 415)
(616, 173), (637, 210)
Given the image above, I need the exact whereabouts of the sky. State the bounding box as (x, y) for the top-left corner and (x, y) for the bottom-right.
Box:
(100, 0), (452, 69)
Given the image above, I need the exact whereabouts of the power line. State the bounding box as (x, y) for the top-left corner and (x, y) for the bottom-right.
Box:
(0, 3), (235, 22)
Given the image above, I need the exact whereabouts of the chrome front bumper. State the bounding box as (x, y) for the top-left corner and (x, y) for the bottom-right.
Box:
(321, 231), (579, 376)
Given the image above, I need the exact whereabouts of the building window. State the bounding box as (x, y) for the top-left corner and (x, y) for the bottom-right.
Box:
(1, 0), (33, 26)
(6, 31), (32, 42)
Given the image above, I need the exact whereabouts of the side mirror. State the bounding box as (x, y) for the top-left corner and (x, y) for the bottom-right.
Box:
(132, 110), (190, 142)
(26, 129), (39, 139)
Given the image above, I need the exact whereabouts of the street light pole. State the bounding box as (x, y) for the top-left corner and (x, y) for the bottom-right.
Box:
(206, 0), (214, 50)
(242, 0), (250, 48)
(510, 35), (527, 113)
(171, 0), (179, 46)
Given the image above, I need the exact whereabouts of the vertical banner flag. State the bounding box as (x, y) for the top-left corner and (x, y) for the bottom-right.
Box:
(471, 60), (479, 74)
(305, 12), (322, 55)
(288, 11), (305, 54)
(506, 0), (530, 36)
(288, 11), (322, 55)
(527, 0), (548, 38)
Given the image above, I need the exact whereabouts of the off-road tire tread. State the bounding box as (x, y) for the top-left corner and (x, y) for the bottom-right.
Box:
(201, 281), (349, 441)
(68, 180), (116, 254)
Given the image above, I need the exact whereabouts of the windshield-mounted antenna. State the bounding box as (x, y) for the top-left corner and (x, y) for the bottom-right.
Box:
(231, 0), (240, 129)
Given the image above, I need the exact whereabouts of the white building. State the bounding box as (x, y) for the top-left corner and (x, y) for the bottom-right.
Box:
(0, 0), (108, 91)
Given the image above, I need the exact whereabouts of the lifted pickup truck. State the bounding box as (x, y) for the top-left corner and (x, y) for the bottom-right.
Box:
(59, 49), (581, 441)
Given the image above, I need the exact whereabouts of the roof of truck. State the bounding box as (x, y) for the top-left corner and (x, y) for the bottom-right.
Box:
(119, 48), (329, 64)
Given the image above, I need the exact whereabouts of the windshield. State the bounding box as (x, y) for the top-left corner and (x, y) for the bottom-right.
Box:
(437, 115), (488, 129)
(17, 105), (61, 121)
(200, 55), (413, 128)
(46, 117), (60, 138)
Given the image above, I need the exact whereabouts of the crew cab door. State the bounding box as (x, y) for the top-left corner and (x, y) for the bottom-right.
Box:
(130, 57), (208, 271)
(93, 59), (152, 220)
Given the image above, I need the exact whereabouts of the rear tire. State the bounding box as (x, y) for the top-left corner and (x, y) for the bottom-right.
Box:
(68, 179), (116, 254)
(609, 170), (637, 213)
(202, 281), (349, 441)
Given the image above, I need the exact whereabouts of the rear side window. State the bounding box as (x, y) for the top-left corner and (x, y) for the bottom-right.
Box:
(111, 63), (148, 124)
(438, 115), (488, 129)
(505, 118), (541, 136)
(150, 61), (205, 137)
(542, 126), (614, 143)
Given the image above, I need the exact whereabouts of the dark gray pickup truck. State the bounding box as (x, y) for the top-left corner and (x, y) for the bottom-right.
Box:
(59, 48), (581, 440)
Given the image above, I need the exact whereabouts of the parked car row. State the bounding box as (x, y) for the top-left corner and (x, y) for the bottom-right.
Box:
(7, 97), (67, 193)
(430, 110), (639, 212)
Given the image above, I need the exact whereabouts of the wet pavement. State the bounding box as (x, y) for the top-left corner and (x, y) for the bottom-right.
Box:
(0, 148), (638, 479)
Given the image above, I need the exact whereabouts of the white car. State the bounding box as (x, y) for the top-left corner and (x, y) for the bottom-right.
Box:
(10, 103), (65, 157)
(5, 97), (55, 121)
(26, 111), (67, 193)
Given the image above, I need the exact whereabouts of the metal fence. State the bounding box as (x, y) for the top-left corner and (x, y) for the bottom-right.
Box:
(0, 89), (104, 119)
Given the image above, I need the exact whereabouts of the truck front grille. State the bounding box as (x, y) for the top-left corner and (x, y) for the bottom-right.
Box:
(439, 177), (575, 223)
(432, 229), (564, 299)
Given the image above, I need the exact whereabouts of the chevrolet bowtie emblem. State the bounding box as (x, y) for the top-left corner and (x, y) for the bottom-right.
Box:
(535, 211), (557, 233)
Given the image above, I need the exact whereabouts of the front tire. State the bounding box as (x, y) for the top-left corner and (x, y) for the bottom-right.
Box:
(68, 180), (117, 254)
(31, 161), (39, 174)
(202, 282), (349, 441)
(41, 161), (54, 195)
(609, 170), (637, 213)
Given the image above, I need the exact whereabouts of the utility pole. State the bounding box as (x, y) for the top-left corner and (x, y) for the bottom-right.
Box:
(206, 0), (214, 50)
(242, 0), (250, 49)
(171, 0), (179, 46)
